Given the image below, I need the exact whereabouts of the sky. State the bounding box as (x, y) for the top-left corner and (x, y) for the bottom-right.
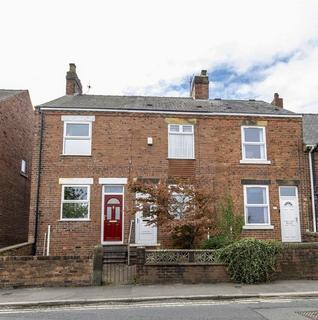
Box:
(1, 0), (318, 112)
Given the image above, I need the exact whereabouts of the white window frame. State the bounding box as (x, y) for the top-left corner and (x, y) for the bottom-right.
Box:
(20, 159), (27, 174)
(168, 124), (195, 159)
(60, 184), (90, 221)
(240, 126), (271, 164)
(243, 185), (273, 229)
(62, 121), (92, 156)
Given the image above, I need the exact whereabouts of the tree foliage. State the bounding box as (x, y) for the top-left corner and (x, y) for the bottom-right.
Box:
(128, 179), (216, 248)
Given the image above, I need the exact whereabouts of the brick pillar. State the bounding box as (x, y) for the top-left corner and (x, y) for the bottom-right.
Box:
(92, 245), (103, 286)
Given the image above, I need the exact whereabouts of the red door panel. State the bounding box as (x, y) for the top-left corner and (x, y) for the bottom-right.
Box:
(104, 195), (123, 242)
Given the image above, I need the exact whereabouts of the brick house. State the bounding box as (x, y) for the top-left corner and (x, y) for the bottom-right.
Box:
(28, 64), (314, 256)
(303, 114), (318, 238)
(0, 90), (34, 248)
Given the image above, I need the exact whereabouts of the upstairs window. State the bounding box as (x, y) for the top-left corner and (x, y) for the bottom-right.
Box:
(63, 122), (91, 155)
(61, 185), (90, 220)
(168, 124), (194, 159)
(241, 126), (267, 161)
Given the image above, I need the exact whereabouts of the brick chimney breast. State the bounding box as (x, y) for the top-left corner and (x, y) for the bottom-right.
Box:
(191, 70), (209, 100)
(271, 92), (283, 108)
(66, 63), (83, 95)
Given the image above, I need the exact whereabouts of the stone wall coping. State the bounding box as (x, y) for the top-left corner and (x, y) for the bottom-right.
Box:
(0, 255), (91, 262)
(144, 263), (226, 266)
(0, 241), (34, 253)
(283, 242), (318, 249)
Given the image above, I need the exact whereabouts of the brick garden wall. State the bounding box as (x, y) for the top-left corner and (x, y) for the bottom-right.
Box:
(137, 264), (229, 284)
(0, 256), (92, 288)
(276, 243), (318, 280)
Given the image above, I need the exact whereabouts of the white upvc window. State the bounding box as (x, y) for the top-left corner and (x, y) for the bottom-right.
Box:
(241, 126), (268, 162)
(60, 185), (90, 220)
(20, 159), (27, 174)
(63, 122), (92, 155)
(244, 185), (270, 226)
(168, 124), (194, 159)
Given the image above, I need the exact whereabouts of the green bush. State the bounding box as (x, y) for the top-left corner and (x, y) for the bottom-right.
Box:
(201, 235), (231, 249)
(219, 238), (283, 284)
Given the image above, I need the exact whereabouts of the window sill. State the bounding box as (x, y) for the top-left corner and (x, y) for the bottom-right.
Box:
(168, 158), (196, 160)
(20, 172), (28, 178)
(243, 225), (274, 230)
(59, 219), (91, 222)
(240, 160), (271, 165)
(60, 154), (92, 157)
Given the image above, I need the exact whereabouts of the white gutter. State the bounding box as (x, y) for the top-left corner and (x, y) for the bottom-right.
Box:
(39, 107), (302, 118)
(309, 145), (317, 232)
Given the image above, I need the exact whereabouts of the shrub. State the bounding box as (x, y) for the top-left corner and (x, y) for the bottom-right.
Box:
(201, 196), (244, 249)
(219, 238), (283, 284)
(201, 235), (231, 249)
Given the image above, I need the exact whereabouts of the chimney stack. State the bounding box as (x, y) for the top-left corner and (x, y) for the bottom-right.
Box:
(191, 70), (209, 100)
(66, 63), (83, 95)
(271, 92), (283, 108)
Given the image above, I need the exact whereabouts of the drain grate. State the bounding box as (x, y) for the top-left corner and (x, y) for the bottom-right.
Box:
(297, 311), (318, 319)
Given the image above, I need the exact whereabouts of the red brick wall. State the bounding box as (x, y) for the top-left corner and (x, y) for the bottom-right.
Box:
(0, 256), (92, 288)
(28, 110), (311, 255)
(276, 243), (318, 280)
(0, 91), (34, 247)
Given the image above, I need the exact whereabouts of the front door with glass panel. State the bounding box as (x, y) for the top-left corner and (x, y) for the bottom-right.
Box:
(104, 194), (123, 242)
(279, 186), (301, 242)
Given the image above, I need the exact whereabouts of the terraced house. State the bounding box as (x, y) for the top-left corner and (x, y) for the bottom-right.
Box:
(28, 64), (315, 256)
(0, 90), (33, 248)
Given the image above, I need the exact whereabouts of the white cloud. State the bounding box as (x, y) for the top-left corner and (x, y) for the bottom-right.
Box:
(0, 0), (318, 112)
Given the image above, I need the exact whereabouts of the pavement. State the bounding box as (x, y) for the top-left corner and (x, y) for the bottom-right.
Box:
(0, 280), (318, 308)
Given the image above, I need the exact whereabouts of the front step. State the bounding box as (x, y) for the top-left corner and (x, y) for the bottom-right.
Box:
(103, 245), (137, 264)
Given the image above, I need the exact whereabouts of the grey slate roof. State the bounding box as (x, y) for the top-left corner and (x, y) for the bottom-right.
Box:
(0, 89), (25, 102)
(303, 114), (318, 145)
(38, 94), (297, 116)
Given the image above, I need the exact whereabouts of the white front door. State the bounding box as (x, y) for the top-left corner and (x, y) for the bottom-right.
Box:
(279, 186), (301, 242)
(135, 212), (157, 245)
(135, 192), (157, 245)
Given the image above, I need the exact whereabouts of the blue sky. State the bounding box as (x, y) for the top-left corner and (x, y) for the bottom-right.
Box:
(1, 0), (318, 112)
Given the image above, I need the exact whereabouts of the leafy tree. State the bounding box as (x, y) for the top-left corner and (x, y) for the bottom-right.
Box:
(128, 179), (217, 248)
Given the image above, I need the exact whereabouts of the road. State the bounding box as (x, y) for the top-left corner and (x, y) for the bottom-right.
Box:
(0, 298), (318, 320)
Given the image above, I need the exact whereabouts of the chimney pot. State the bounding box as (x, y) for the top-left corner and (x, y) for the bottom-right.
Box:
(69, 63), (76, 73)
(191, 69), (209, 100)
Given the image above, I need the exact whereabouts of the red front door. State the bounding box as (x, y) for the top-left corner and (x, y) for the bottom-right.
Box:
(104, 195), (123, 242)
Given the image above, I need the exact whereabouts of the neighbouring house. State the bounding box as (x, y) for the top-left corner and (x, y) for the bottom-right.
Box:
(28, 64), (315, 256)
(0, 90), (34, 248)
(302, 114), (318, 240)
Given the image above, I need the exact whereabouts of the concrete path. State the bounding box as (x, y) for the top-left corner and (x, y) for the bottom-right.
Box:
(0, 280), (318, 308)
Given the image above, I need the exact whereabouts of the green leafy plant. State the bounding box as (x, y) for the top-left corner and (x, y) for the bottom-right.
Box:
(202, 196), (244, 249)
(219, 238), (283, 284)
(201, 235), (231, 249)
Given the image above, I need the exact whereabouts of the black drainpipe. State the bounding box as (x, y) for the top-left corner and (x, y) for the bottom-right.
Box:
(33, 109), (44, 255)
